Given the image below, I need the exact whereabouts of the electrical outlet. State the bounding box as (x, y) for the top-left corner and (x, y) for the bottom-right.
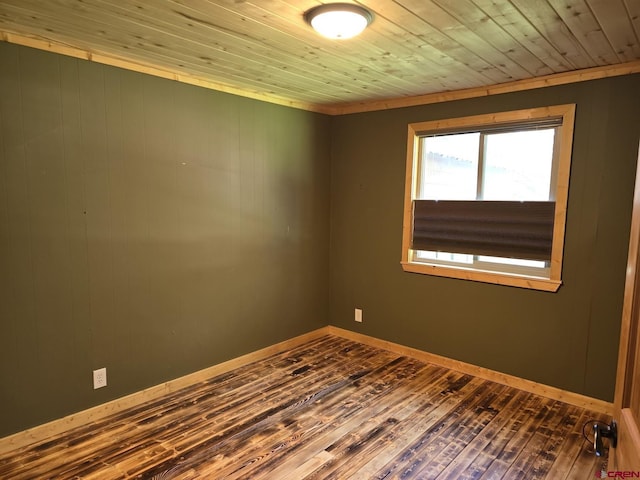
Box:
(93, 368), (107, 389)
(355, 308), (363, 323)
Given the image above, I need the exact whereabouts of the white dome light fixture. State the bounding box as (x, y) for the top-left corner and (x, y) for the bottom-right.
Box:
(305, 3), (373, 40)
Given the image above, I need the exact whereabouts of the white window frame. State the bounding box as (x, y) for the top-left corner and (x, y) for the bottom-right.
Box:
(401, 104), (576, 292)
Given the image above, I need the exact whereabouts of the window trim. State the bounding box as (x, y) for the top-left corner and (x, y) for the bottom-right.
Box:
(401, 104), (576, 292)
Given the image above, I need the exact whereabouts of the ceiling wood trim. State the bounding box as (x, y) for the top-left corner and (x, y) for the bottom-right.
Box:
(0, 30), (335, 115)
(332, 60), (640, 114)
(1, 29), (639, 117)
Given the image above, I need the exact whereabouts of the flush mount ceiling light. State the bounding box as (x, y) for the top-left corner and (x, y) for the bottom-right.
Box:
(304, 3), (373, 40)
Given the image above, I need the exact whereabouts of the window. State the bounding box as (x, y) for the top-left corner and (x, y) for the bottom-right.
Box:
(401, 105), (575, 291)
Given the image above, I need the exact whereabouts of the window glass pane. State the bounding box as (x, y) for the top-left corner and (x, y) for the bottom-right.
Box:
(416, 250), (473, 264)
(477, 255), (547, 268)
(419, 133), (479, 200)
(482, 129), (555, 201)
(416, 128), (557, 274)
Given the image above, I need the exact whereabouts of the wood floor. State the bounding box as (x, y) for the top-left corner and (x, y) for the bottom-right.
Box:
(0, 335), (610, 479)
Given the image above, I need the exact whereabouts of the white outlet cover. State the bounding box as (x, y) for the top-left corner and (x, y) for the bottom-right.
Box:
(93, 367), (107, 389)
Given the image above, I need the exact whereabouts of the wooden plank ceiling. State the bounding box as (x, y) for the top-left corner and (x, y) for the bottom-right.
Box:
(0, 0), (639, 114)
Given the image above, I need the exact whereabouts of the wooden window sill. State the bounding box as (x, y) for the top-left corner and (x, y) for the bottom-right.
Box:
(401, 261), (562, 292)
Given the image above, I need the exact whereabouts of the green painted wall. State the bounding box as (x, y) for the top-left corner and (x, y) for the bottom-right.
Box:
(1, 39), (638, 439)
(329, 74), (640, 402)
(0, 43), (331, 437)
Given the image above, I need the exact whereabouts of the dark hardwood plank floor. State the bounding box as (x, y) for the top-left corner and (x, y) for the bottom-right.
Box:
(0, 335), (610, 479)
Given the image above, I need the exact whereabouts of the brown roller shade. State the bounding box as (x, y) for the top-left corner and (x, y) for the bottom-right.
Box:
(411, 200), (555, 261)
